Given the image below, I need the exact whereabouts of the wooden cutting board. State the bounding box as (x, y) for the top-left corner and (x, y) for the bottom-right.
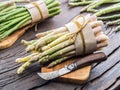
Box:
(0, 24), (35, 49)
(41, 57), (92, 84)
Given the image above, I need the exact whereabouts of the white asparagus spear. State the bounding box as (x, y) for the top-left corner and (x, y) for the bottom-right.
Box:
(90, 21), (103, 28)
(36, 27), (68, 38)
(93, 26), (102, 35)
(97, 40), (109, 48)
(96, 34), (109, 43)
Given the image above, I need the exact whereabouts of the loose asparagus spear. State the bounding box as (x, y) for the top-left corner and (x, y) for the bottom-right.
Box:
(17, 61), (31, 74)
(114, 26), (120, 32)
(95, 3), (120, 16)
(98, 14), (120, 20)
(87, 0), (104, 13)
(107, 19), (120, 26)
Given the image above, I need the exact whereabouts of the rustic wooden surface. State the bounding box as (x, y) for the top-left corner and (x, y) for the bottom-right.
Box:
(0, 0), (120, 90)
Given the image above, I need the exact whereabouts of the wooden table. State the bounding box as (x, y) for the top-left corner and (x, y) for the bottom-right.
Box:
(0, 0), (120, 90)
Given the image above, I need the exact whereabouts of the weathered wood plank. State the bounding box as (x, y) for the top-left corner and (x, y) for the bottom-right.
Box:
(82, 60), (120, 90)
(108, 78), (120, 90)
(0, 0), (120, 90)
(34, 82), (79, 90)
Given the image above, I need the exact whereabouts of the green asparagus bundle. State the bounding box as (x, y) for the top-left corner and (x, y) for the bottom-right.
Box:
(0, 0), (61, 41)
(16, 14), (109, 74)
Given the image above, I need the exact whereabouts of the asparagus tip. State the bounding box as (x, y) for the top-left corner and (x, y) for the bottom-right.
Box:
(17, 67), (24, 74)
(16, 58), (21, 63)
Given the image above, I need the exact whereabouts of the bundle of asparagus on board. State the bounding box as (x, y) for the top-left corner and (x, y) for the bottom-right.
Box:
(69, 0), (120, 32)
(16, 14), (109, 74)
(0, 0), (61, 41)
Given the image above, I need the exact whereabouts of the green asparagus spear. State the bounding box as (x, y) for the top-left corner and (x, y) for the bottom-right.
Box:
(35, 32), (67, 51)
(21, 40), (37, 46)
(95, 3), (120, 16)
(38, 45), (75, 64)
(42, 33), (74, 51)
(47, 50), (76, 68)
(17, 61), (31, 74)
(114, 26), (120, 32)
(47, 56), (73, 68)
(107, 19), (120, 26)
(97, 14), (120, 20)
(41, 39), (74, 55)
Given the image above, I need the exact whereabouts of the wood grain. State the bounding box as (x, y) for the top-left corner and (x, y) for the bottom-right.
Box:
(0, 0), (120, 90)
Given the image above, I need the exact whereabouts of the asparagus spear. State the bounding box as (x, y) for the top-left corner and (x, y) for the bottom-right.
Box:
(15, 0), (30, 3)
(47, 56), (73, 68)
(98, 14), (120, 20)
(69, 1), (92, 6)
(21, 40), (37, 46)
(35, 32), (67, 51)
(114, 26), (120, 32)
(17, 61), (31, 74)
(41, 33), (75, 51)
(95, 3), (120, 16)
(38, 45), (75, 64)
(107, 19), (120, 26)
(87, 0), (104, 13)
(47, 51), (75, 68)
(41, 39), (74, 55)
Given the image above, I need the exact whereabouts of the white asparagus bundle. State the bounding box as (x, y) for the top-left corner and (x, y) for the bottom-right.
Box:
(16, 14), (109, 74)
